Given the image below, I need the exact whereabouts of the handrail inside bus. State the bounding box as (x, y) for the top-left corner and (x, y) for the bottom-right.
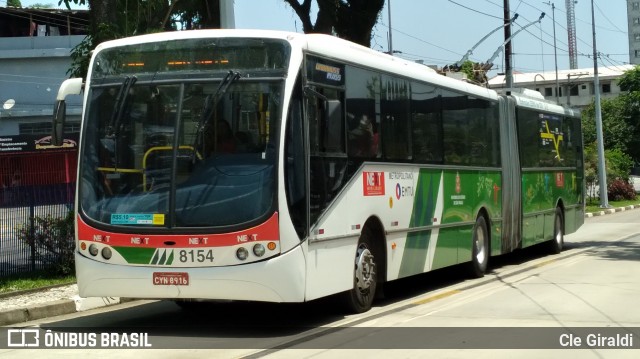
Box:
(97, 145), (202, 192)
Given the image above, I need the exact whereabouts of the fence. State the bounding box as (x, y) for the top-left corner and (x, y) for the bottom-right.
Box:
(0, 151), (77, 277)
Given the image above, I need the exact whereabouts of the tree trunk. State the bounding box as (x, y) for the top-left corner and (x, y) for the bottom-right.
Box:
(89, 0), (119, 43)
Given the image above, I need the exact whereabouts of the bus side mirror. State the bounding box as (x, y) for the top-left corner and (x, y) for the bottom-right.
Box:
(324, 99), (342, 151)
(52, 100), (66, 146)
(52, 78), (83, 146)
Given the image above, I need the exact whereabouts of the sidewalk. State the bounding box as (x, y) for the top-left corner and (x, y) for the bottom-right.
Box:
(0, 283), (128, 326)
(1, 204), (639, 327)
(585, 204), (640, 217)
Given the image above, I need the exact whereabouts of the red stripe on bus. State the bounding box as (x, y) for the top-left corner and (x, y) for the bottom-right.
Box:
(77, 212), (279, 248)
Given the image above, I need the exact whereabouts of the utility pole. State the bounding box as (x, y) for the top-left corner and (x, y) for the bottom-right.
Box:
(504, 0), (514, 88)
(387, 0), (393, 55)
(544, 1), (560, 104)
(591, 0), (608, 207)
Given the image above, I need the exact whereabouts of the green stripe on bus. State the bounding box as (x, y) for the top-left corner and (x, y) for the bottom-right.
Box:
(399, 170), (439, 277)
(114, 247), (157, 265)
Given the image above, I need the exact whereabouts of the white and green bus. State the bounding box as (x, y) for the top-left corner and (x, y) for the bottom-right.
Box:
(53, 29), (584, 313)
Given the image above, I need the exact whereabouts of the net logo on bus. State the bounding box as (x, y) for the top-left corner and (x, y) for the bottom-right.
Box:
(363, 171), (385, 196)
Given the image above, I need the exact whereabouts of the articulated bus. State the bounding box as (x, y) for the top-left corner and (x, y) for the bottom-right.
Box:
(52, 30), (583, 313)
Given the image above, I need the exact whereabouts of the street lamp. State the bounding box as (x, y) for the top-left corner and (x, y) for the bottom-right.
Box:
(534, 74), (545, 94)
(543, 1), (560, 104)
(566, 72), (588, 106)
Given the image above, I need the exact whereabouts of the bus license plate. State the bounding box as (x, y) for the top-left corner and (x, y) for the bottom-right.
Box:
(153, 272), (189, 286)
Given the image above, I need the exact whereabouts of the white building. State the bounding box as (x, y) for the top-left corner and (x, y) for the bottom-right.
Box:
(487, 65), (635, 109)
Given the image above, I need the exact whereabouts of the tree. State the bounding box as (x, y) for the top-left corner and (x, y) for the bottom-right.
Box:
(582, 65), (640, 166)
(7, 0), (22, 7)
(283, 0), (385, 48)
(581, 96), (634, 154)
(60, 0), (223, 78)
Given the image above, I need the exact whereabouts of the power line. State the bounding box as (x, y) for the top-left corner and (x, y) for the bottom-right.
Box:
(377, 20), (464, 57)
(593, 0), (626, 34)
(447, 0), (502, 20)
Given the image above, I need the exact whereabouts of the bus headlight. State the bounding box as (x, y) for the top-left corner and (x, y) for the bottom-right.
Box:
(88, 244), (99, 256)
(236, 247), (249, 261)
(101, 247), (112, 260)
(253, 243), (265, 257)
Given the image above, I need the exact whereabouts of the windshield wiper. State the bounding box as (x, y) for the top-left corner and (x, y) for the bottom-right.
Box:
(193, 70), (242, 159)
(103, 75), (137, 171)
(107, 76), (137, 137)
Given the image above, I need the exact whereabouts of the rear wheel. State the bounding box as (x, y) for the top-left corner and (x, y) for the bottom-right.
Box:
(548, 207), (564, 254)
(468, 215), (489, 278)
(342, 227), (378, 313)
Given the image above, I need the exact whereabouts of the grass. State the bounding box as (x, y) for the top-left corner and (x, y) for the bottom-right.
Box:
(585, 198), (640, 214)
(0, 271), (75, 294)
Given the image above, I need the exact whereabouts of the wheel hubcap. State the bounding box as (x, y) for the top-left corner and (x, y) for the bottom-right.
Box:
(555, 216), (563, 245)
(475, 225), (486, 264)
(355, 245), (375, 292)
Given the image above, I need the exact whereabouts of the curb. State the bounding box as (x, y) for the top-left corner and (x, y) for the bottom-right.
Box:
(0, 299), (76, 326)
(0, 296), (137, 326)
(584, 204), (640, 218)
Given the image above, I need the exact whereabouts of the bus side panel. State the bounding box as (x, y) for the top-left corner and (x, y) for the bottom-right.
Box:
(432, 227), (470, 270)
(305, 164), (417, 301)
(521, 170), (582, 248)
(441, 170), (502, 267)
(305, 239), (358, 301)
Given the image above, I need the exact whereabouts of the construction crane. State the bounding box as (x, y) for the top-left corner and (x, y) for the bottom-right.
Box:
(566, 0), (578, 69)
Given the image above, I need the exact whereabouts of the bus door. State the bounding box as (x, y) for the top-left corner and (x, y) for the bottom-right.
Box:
(499, 95), (522, 252)
(304, 85), (347, 226)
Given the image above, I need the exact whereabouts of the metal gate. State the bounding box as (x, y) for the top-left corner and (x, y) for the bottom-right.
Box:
(0, 150), (77, 276)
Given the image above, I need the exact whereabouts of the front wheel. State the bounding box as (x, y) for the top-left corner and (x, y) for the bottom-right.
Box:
(548, 207), (564, 254)
(468, 215), (489, 278)
(342, 227), (378, 313)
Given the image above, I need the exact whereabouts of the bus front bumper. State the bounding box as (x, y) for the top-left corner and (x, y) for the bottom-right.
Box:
(74, 245), (306, 303)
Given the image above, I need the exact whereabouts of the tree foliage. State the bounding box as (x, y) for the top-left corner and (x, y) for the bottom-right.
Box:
(60, 0), (222, 78)
(582, 65), (640, 167)
(583, 143), (634, 202)
(283, 0), (385, 47)
(17, 210), (75, 275)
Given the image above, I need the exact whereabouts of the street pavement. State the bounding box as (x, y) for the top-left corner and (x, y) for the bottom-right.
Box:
(1, 204), (639, 327)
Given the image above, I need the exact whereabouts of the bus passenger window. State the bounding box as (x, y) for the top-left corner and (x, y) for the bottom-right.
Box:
(348, 114), (376, 157)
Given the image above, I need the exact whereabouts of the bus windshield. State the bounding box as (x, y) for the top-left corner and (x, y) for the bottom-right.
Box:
(79, 39), (288, 229)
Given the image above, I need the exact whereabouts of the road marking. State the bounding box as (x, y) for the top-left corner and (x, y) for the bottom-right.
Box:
(533, 258), (557, 268)
(412, 290), (461, 305)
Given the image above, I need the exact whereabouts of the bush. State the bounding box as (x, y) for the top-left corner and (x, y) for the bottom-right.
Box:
(17, 210), (75, 275)
(607, 179), (637, 202)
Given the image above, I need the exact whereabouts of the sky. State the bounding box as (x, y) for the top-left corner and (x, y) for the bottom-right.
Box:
(14, 0), (631, 76)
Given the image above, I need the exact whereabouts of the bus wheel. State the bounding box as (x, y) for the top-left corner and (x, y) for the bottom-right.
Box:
(548, 208), (564, 254)
(468, 215), (489, 278)
(343, 227), (377, 313)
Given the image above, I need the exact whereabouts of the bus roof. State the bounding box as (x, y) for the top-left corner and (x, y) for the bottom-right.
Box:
(302, 33), (499, 102)
(93, 29), (500, 102)
(92, 28), (582, 115)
